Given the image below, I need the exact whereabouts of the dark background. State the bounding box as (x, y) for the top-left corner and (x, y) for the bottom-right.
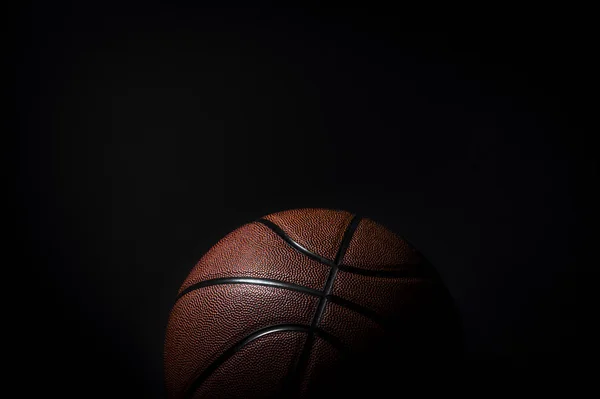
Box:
(12, 2), (592, 397)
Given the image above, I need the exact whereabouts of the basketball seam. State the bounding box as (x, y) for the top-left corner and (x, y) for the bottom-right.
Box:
(256, 218), (425, 276)
(180, 214), (403, 397)
(175, 277), (385, 325)
(327, 295), (384, 325)
(256, 218), (336, 266)
(312, 214), (361, 329)
(183, 324), (308, 398)
(286, 214), (362, 395)
(182, 324), (346, 398)
(177, 277), (322, 300)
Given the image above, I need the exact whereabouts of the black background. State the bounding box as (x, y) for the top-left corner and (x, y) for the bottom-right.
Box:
(12, 2), (592, 397)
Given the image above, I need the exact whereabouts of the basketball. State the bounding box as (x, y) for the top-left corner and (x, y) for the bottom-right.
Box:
(164, 208), (462, 398)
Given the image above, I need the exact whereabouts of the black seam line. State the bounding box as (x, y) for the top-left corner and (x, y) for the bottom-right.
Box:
(256, 218), (426, 279)
(184, 324), (310, 398)
(289, 215), (362, 395)
(183, 324), (344, 398)
(312, 327), (346, 351)
(256, 219), (336, 266)
(313, 215), (362, 325)
(175, 277), (384, 326)
(334, 215), (362, 265)
(327, 295), (384, 325)
(176, 277), (322, 301)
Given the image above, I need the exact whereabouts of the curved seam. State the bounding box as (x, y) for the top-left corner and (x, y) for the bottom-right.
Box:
(286, 215), (362, 395)
(255, 219), (429, 278)
(176, 277), (323, 301)
(183, 324), (343, 398)
(175, 277), (384, 326)
(327, 295), (384, 325)
(312, 328), (346, 352)
(255, 219), (336, 266)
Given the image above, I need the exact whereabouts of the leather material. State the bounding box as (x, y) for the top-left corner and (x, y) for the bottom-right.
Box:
(298, 337), (339, 396)
(263, 209), (354, 261)
(192, 331), (307, 399)
(164, 208), (460, 398)
(331, 271), (435, 317)
(318, 301), (384, 349)
(340, 217), (421, 269)
(178, 222), (330, 294)
(165, 285), (318, 398)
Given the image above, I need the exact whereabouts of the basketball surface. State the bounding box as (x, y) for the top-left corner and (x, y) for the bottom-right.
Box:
(164, 209), (461, 398)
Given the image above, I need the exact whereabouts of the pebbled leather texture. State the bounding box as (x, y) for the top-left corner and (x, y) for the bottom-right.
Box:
(179, 222), (330, 294)
(192, 331), (307, 399)
(340, 217), (422, 269)
(331, 272), (435, 317)
(298, 336), (339, 397)
(164, 208), (460, 398)
(263, 208), (354, 261)
(318, 301), (384, 349)
(165, 285), (317, 398)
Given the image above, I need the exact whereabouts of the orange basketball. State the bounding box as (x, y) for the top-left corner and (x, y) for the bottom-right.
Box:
(164, 209), (461, 398)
